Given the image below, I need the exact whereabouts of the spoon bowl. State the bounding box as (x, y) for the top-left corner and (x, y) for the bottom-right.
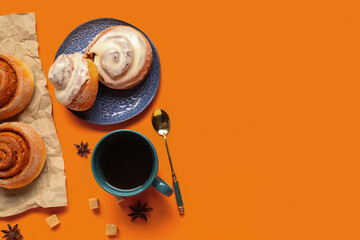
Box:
(152, 109), (170, 137)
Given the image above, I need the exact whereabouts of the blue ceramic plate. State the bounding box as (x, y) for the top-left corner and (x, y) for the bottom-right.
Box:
(55, 18), (160, 125)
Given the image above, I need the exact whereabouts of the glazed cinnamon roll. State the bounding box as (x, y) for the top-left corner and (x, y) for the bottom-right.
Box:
(48, 53), (99, 111)
(0, 122), (47, 189)
(0, 53), (35, 120)
(86, 26), (153, 89)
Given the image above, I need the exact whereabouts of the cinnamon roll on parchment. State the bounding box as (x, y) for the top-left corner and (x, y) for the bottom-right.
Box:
(48, 53), (99, 111)
(0, 53), (35, 120)
(85, 25), (153, 89)
(0, 122), (47, 189)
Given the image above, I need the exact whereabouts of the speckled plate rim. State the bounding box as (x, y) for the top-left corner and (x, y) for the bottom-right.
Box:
(54, 18), (160, 125)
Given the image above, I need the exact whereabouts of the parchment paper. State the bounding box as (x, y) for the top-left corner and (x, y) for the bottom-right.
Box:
(0, 12), (67, 217)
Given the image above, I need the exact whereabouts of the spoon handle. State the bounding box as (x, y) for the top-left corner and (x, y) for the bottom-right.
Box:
(164, 137), (184, 214)
(173, 177), (184, 214)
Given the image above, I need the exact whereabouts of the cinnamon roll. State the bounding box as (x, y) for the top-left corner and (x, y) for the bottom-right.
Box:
(0, 53), (35, 120)
(0, 122), (47, 189)
(86, 26), (153, 89)
(48, 53), (99, 111)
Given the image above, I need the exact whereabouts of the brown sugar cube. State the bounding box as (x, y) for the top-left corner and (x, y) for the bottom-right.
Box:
(106, 224), (118, 236)
(89, 198), (99, 209)
(113, 195), (125, 203)
(46, 214), (60, 228)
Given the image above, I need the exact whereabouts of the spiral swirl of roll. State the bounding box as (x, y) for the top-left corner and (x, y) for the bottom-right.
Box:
(99, 36), (133, 79)
(0, 54), (34, 120)
(0, 122), (47, 189)
(0, 130), (29, 179)
(86, 26), (153, 89)
(0, 57), (18, 109)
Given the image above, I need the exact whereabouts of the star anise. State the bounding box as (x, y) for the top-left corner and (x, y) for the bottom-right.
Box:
(74, 141), (91, 158)
(1, 224), (23, 240)
(128, 200), (153, 222)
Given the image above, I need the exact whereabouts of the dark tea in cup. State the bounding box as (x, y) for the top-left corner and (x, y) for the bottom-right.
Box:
(99, 133), (154, 190)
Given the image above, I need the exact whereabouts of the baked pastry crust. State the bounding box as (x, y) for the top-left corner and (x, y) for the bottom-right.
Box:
(86, 25), (153, 89)
(66, 59), (99, 111)
(0, 122), (47, 189)
(48, 53), (99, 111)
(0, 53), (35, 120)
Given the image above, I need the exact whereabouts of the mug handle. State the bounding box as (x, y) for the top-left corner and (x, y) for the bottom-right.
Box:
(152, 176), (173, 196)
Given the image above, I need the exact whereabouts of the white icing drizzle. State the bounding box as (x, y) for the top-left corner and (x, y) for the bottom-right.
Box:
(88, 26), (148, 89)
(48, 53), (89, 105)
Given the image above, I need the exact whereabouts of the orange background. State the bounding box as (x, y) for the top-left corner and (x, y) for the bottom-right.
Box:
(1, 0), (360, 239)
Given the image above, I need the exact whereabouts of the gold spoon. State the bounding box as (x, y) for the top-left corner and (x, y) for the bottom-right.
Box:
(152, 109), (184, 214)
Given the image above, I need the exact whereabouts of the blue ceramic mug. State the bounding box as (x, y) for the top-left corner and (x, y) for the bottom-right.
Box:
(91, 129), (173, 197)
